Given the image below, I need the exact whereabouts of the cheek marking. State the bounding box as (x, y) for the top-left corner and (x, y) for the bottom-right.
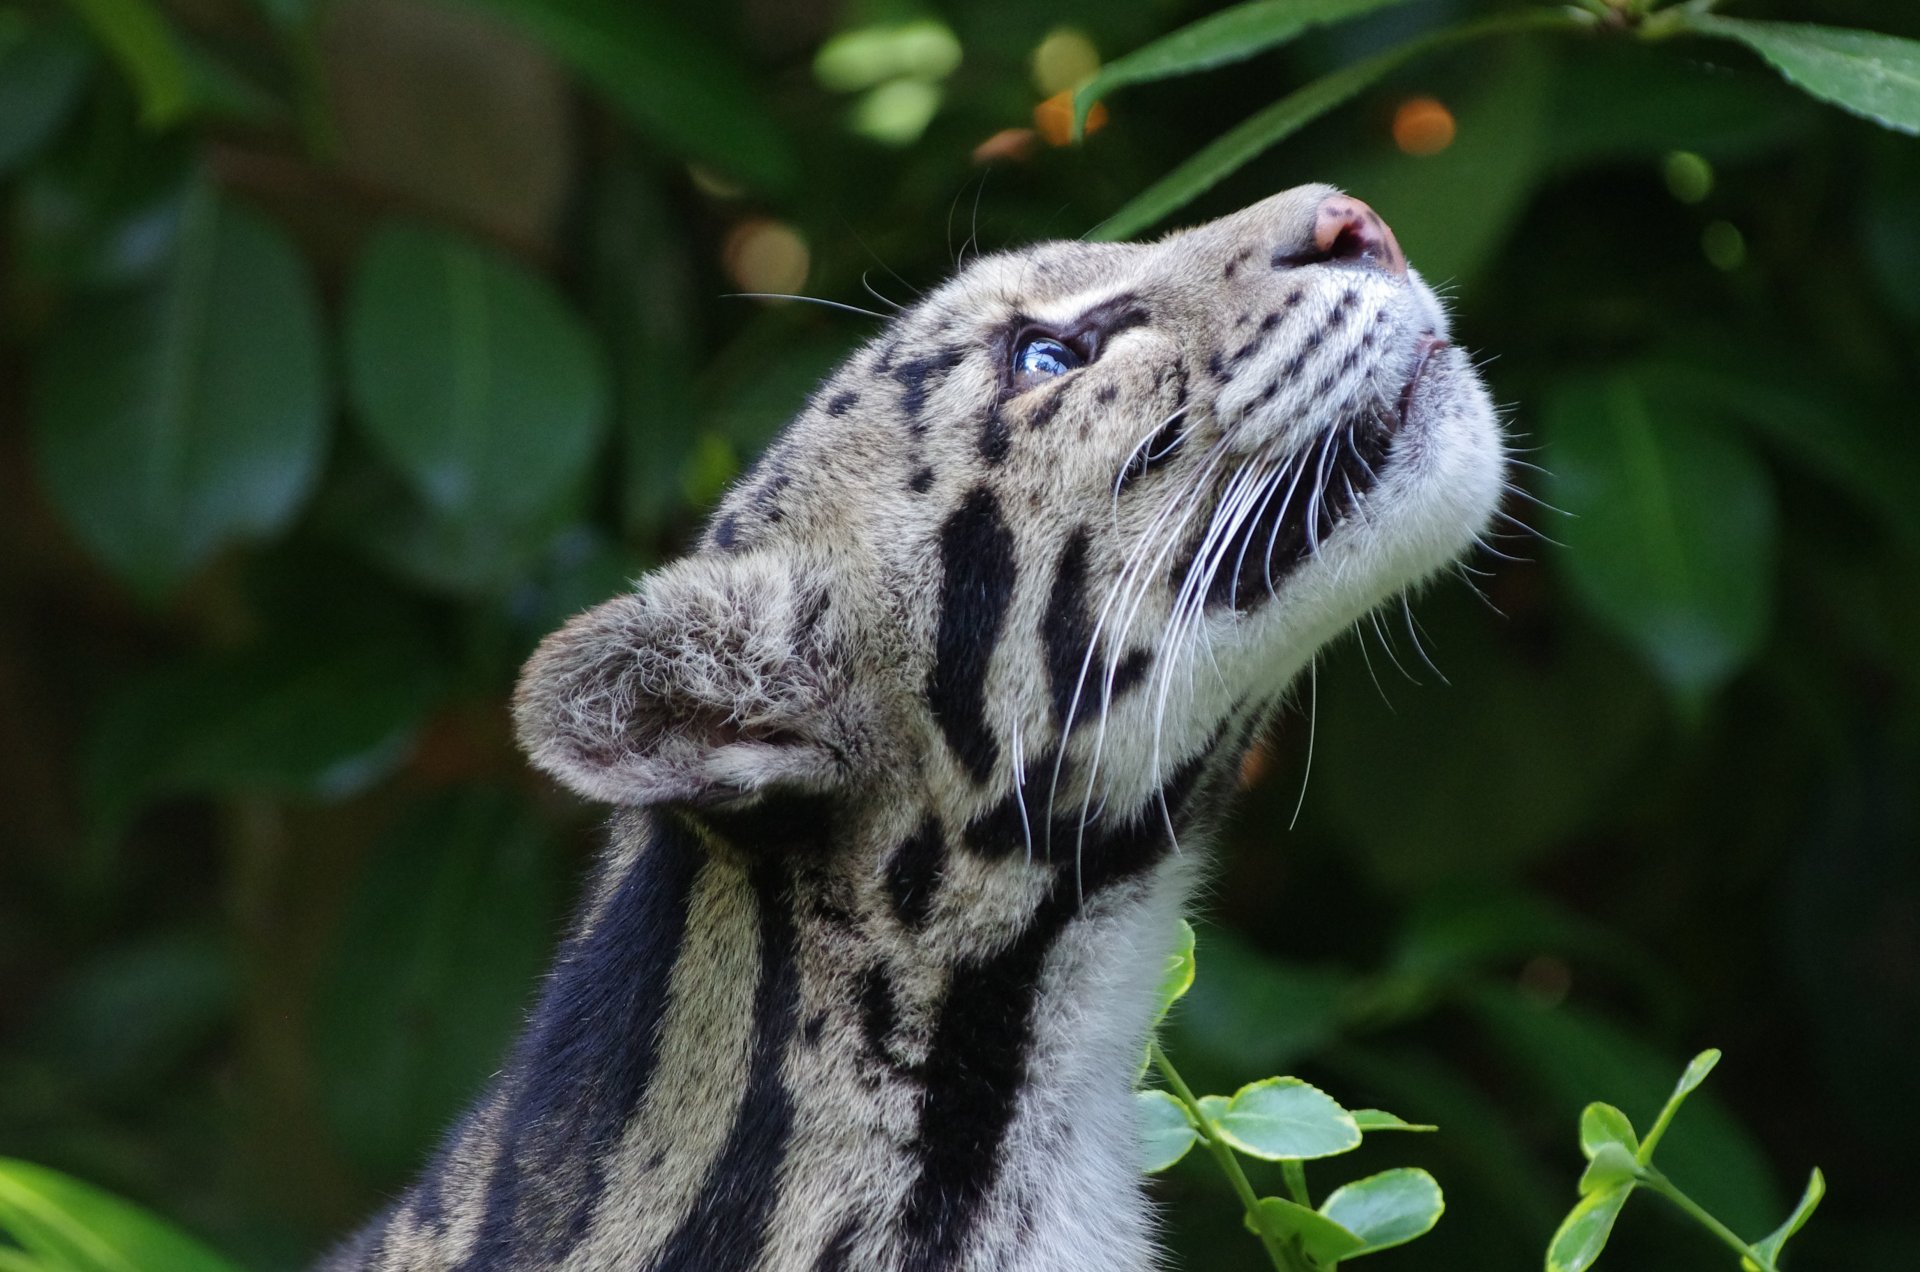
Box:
(1041, 528), (1095, 731)
(929, 486), (1018, 784)
(884, 816), (945, 929)
(979, 407), (1012, 464)
(1024, 382), (1069, 431)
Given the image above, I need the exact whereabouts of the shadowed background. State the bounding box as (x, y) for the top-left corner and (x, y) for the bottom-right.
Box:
(1, 0), (1916, 1267)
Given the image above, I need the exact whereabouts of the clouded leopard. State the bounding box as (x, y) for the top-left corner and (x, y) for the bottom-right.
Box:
(322, 184), (1505, 1271)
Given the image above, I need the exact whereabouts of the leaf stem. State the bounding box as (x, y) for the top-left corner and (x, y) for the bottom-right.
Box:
(1638, 1167), (1774, 1272)
(1282, 1160), (1312, 1208)
(1151, 1042), (1310, 1272)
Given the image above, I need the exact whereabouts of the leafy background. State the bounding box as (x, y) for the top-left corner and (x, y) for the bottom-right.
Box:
(1, 0), (1916, 1267)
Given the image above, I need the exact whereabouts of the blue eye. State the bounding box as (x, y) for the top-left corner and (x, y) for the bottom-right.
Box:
(1011, 334), (1083, 391)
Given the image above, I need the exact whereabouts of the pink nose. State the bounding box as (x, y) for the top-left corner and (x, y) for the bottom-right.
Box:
(1309, 194), (1407, 277)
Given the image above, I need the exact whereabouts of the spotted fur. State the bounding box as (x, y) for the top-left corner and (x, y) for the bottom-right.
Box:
(322, 185), (1504, 1271)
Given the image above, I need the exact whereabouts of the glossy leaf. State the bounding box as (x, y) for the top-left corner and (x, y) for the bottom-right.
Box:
(32, 185), (328, 599)
(345, 222), (608, 531)
(1135, 1089), (1199, 1173)
(1152, 919), (1197, 1029)
(468, 0), (796, 190)
(1350, 1108), (1436, 1133)
(313, 789), (561, 1178)
(83, 624), (443, 847)
(64, 0), (192, 126)
(1213, 1076), (1361, 1161)
(1072, 0), (1416, 132)
(1542, 375), (1776, 709)
(1681, 17), (1920, 136)
(0, 15), (91, 175)
(1469, 988), (1781, 1233)
(1546, 1183), (1633, 1272)
(1578, 1143), (1640, 1196)
(1749, 1168), (1826, 1267)
(1318, 1167), (1444, 1256)
(1249, 1196), (1366, 1265)
(1639, 1048), (1721, 1159)
(1639, 355), (1920, 554)
(0, 1158), (244, 1272)
(1579, 1103), (1639, 1160)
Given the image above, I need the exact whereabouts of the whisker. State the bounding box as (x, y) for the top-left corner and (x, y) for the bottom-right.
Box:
(1401, 596), (1450, 685)
(722, 293), (888, 320)
(1370, 608), (1419, 685)
(1287, 657), (1318, 831)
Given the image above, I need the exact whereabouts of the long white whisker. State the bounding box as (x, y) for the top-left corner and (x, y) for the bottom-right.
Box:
(1287, 657), (1318, 831)
(722, 293), (887, 320)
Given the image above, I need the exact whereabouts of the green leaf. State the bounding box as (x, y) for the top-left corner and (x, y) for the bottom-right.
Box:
(0, 15), (91, 176)
(1639, 356), (1920, 555)
(345, 222), (609, 531)
(1350, 1108), (1436, 1133)
(1135, 1089), (1199, 1174)
(1152, 919), (1197, 1028)
(1319, 1167), (1445, 1257)
(1578, 1143), (1641, 1196)
(26, 933), (236, 1098)
(83, 622), (443, 849)
(1546, 1183), (1633, 1272)
(1320, 592), (1659, 886)
(313, 788), (561, 1179)
(1213, 1076), (1362, 1160)
(1166, 931), (1355, 1089)
(1249, 1196), (1366, 1265)
(1639, 1048), (1720, 1160)
(0, 1158), (244, 1272)
(1197, 1093), (1230, 1125)
(1469, 989), (1781, 1234)
(585, 147), (700, 536)
(1072, 0), (1416, 133)
(1088, 10), (1567, 240)
(466, 0), (796, 191)
(1679, 17), (1920, 137)
(1542, 375), (1776, 710)
(1579, 1103), (1639, 1160)
(32, 185), (329, 600)
(1749, 1168), (1825, 1267)
(63, 0), (192, 126)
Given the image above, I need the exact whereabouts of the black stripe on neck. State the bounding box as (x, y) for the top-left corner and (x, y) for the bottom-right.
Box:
(453, 811), (703, 1268)
(650, 853), (803, 1270)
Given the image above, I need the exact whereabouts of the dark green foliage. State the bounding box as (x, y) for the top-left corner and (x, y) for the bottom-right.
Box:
(0, 0), (1916, 1267)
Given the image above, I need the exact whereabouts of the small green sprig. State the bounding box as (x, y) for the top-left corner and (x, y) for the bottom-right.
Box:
(1546, 1049), (1826, 1272)
(1137, 922), (1444, 1271)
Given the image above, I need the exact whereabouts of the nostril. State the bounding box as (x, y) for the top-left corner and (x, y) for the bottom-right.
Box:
(1272, 194), (1409, 277)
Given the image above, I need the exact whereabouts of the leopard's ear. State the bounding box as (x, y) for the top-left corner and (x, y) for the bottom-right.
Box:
(512, 553), (862, 807)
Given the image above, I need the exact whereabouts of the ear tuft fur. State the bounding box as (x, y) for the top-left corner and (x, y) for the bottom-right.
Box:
(512, 554), (859, 807)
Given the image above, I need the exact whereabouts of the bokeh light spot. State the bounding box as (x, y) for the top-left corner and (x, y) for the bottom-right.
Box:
(1032, 28), (1100, 97)
(1702, 220), (1746, 271)
(1392, 96), (1455, 156)
(852, 78), (943, 147)
(1664, 151), (1714, 204)
(724, 218), (810, 296)
(814, 20), (961, 93)
(973, 128), (1039, 165)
